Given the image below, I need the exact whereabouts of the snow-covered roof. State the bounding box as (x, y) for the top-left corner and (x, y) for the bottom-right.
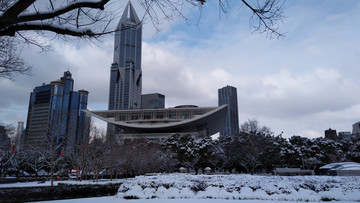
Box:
(320, 162), (360, 171)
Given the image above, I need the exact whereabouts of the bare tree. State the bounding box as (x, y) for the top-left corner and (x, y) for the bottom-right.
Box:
(87, 126), (105, 182)
(0, 0), (112, 37)
(0, 37), (31, 79)
(26, 149), (48, 178)
(0, 0), (113, 79)
(239, 0), (285, 38)
(240, 119), (273, 135)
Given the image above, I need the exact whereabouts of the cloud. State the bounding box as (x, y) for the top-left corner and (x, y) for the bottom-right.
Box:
(54, 39), (113, 106)
(140, 38), (360, 137)
(2, 0), (360, 139)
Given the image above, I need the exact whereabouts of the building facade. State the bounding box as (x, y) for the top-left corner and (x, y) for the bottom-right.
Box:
(352, 121), (360, 136)
(141, 93), (165, 109)
(108, 1), (142, 111)
(24, 71), (89, 153)
(108, 2), (142, 133)
(324, 128), (337, 140)
(15, 121), (25, 151)
(86, 105), (227, 143)
(218, 85), (239, 136)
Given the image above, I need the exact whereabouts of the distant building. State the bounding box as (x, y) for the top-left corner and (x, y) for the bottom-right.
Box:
(352, 121), (360, 136)
(324, 128), (337, 140)
(15, 121), (25, 151)
(141, 93), (165, 109)
(218, 85), (239, 137)
(24, 71), (89, 154)
(338, 131), (353, 141)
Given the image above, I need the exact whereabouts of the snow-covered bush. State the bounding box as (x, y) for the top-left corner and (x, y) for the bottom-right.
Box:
(116, 174), (360, 201)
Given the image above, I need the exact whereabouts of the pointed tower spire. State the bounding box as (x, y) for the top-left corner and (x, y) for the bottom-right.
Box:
(119, 1), (141, 27)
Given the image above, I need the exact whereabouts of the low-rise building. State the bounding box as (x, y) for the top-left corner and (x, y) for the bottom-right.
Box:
(85, 105), (227, 143)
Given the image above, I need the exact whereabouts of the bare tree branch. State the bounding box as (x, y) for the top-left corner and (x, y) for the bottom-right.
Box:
(0, 23), (95, 37)
(241, 0), (285, 38)
(17, 0), (109, 25)
(0, 36), (31, 80)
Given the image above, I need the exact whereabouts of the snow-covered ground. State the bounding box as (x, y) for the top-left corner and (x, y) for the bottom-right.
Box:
(37, 197), (358, 203)
(2, 174), (360, 202)
(117, 174), (360, 202)
(0, 178), (123, 188)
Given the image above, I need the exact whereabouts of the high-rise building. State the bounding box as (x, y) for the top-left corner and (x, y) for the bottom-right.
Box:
(24, 71), (89, 153)
(108, 1), (142, 111)
(141, 93), (165, 109)
(218, 85), (239, 136)
(108, 2), (142, 133)
(15, 121), (25, 151)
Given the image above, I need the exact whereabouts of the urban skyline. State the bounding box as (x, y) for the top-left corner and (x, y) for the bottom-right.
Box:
(1, 1), (360, 138)
(23, 71), (89, 153)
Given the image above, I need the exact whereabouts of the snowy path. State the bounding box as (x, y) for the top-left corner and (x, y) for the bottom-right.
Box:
(37, 196), (357, 203)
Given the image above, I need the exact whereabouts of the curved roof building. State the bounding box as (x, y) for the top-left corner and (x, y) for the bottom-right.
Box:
(84, 105), (227, 142)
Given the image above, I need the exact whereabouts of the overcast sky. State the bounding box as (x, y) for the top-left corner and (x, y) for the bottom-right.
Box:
(1, 0), (360, 138)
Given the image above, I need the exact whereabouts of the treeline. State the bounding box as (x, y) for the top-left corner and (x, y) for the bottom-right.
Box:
(163, 132), (360, 174)
(1, 124), (360, 179)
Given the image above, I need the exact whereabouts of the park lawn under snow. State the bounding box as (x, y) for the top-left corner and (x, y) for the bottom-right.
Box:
(0, 178), (124, 188)
(117, 174), (360, 202)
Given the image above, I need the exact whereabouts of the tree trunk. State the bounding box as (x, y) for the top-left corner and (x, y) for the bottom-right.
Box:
(50, 145), (54, 186)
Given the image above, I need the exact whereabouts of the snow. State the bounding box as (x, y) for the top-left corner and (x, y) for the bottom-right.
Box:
(2, 173), (360, 202)
(117, 174), (360, 202)
(320, 162), (360, 171)
(0, 179), (124, 188)
(35, 197), (358, 203)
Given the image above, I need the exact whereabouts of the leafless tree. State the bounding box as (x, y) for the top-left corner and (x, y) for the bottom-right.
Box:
(5, 149), (28, 178)
(240, 119), (273, 135)
(0, 36), (31, 79)
(103, 132), (120, 180)
(25, 149), (48, 178)
(0, 0), (112, 38)
(0, 0), (113, 79)
(117, 139), (165, 176)
(239, 0), (285, 38)
(87, 125), (105, 182)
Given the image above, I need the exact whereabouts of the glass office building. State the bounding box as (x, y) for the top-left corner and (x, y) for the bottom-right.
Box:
(108, 1), (142, 111)
(24, 71), (89, 153)
(218, 85), (239, 137)
(108, 2), (142, 133)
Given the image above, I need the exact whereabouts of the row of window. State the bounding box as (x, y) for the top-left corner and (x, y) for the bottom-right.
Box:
(108, 110), (206, 121)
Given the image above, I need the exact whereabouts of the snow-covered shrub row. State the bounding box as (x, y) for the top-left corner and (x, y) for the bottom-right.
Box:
(116, 174), (360, 201)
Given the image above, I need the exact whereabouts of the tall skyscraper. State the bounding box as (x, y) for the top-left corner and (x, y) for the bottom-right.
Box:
(218, 85), (239, 136)
(24, 71), (89, 153)
(108, 2), (142, 134)
(108, 1), (142, 111)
